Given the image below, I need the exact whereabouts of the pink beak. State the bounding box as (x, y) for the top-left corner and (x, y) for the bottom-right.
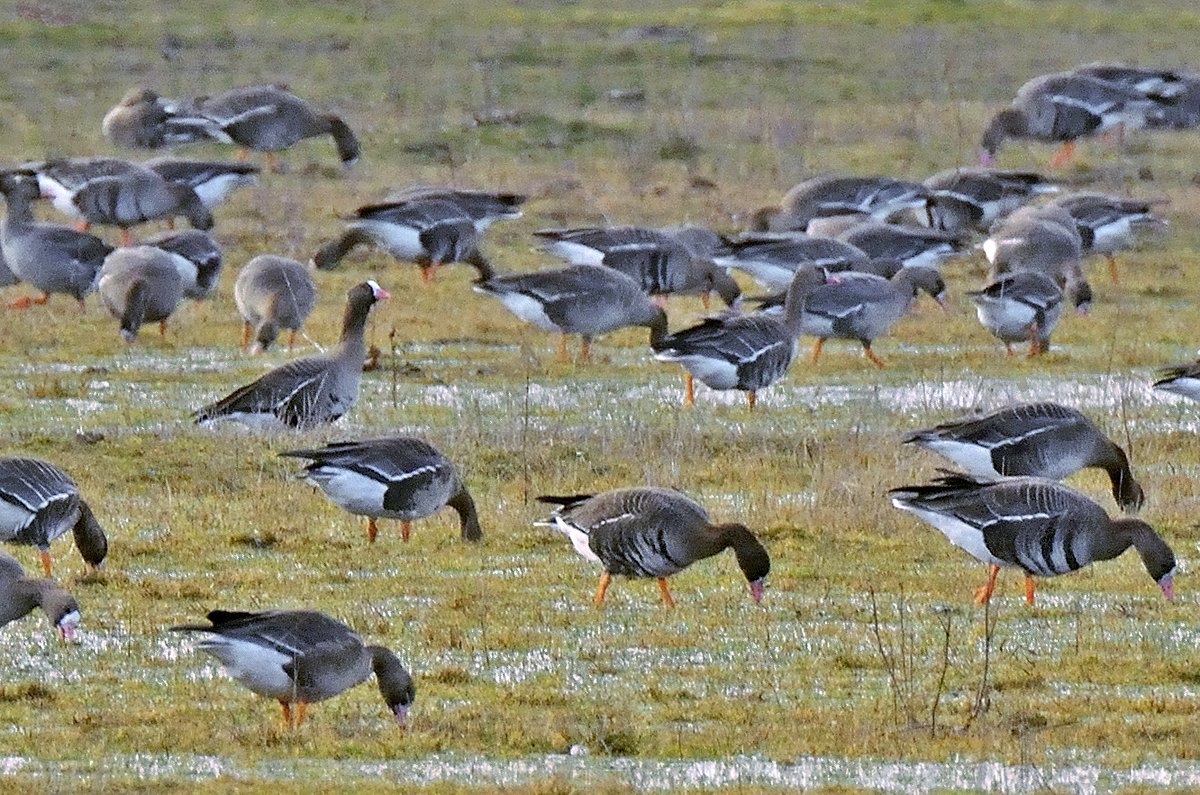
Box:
(393, 704), (409, 729)
(1160, 575), (1175, 602)
(979, 149), (995, 167)
(374, 286), (392, 301)
(749, 579), (766, 604)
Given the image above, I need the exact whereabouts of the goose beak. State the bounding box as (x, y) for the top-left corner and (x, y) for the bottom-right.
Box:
(392, 704), (409, 729)
(979, 149), (995, 167)
(935, 293), (949, 311)
(1160, 574), (1175, 602)
(374, 286), (391, 301)
(749, 578), (766, 604)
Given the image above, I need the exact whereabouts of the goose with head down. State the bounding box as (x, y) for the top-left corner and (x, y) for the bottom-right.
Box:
(233, 255), (317, 353)
(0, 551), (80, 640)
(0, 457), (107, 577)
(967, 271), (1063, 356)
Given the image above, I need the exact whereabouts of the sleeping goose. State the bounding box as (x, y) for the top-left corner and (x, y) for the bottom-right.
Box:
(0, 171), (112, 309)
(537, 487), (770, 607)
(747, 176), (931, 233)
(143, 157), (260, 210)
(1052, 193), (1168, 283)
(1152, 361), (1200, 401)
(193, 280), (389, 429)
(312, 198), (483, 280)
(889, 473), (1175, 605)
(0, 457), (107, 577)
(984, 204), (1091, 313)
(903, 402), (1144, 512)
(233, 255), (318, 353)
(101, 87), (226, 149)
(143, 229), (224, 300)
(799, 266), (946, 368)
(171, 609), (414, 730)
(836, 222), (967, 270)
(652, 264), (826, 408)
(966, 272), (1063, 356)
(97, 245), (186, 341)
(923, 167), (1058, 232)
(471, 260), (667, 364)
(712, 232), (869, 291)
(0, 552), (80, 640)
(280, 436), (482, 544)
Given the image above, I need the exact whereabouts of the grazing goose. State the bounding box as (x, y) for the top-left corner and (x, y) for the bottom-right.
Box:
(0, 552), (80, 640)
(98, 246), (186, 341)
(0, 171), (112, 309)
(984, 205), (1091, 313)
(176, 85), (360, 170)
(171, 609), (414, 730)
(233, 255), (318, 353)
(967, 272), (1063, 356)
(1152, 361), (1200, 401)
(889, 473), (1175, 605)
(143, 157), (261, 209)
(535, 226), (741, 308)
(383, 185), (526, 229)
(1052, 193), (1167, 283)
(904, 402), (1144, 512)
(652, 265), (826, 408)
(471, 260), (667, 363)
(194, 280), (389, 429)
(312, 198), (483, 280)
(747, 176), (931, 233)
(0, 457), (107, 577)
(981, 71), (1169, 167)
(923, 167), (1058, 232)
(836, 222), (967, 270)
(101, 87), (225, 149)
(280, 437), (482, 544)
(800, 266), (946, 368)
(143, 229), (224, 300)
(713, 233), (869, 291)
(537, 487), (770, 607)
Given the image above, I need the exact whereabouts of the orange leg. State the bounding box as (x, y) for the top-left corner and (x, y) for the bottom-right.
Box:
(594, 571), (613, 606)
(236, 148), (250, 162)
(1049, 140), (1077, 169)
(1106, 254), (1119, 285)
(657, 577), (677, 608)
(1004, 342), (1015, 357)
(33, 293), (49, 306)
(40, 551), (52, 578)
(683, 373), (695, 407)
(295, 701), (308, 727)
(580, 337), (592, 364)
(74, 219), (90, 232)
(974, 564), (1001, 605)
(1024, 573), (1036, 606)
(367, 518), (378, 543)
(241, 322), (252, 350)
(420, 265), (434, 284)
(119, 228), (134, 247)
(811, 338), (825, 365)
(747, 390), (757, 410)
(1027, 323), (1041, 358)
(700, 292), (711, 311)
(280, 701), (293, 730)
(863, 343), (886, 369)
(8, 296), (35, 310)
(401, 520), (411, 543)
(288, 329), (297, 351)
(557, 335), (570, 363)
(159, 320), (168, 337)
(266, 153), (280, 174)
(77, 299), (87, 313)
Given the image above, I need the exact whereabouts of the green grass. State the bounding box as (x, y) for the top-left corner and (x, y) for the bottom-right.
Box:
(2, 1), (1200, 793)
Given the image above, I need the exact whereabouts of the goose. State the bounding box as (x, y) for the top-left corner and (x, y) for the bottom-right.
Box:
(980, 71), (1170, 167)
(747, 176), (931, 233)
(966, 272), (1063, 356)
(1052, 193), (1168, 283)
(1146, 74), (1200, 130)
(537, 487), (769, 607)
(173, 85), (360, 170)
(98, 246), (186, 341)
(799, 266), (947, 368)
(903, 402), (1144, 512)
(1152, 361), (1200, 401)
(0, 552), (81, 640)
(652, 264), (827, 408)
(889, 473), (1175, 605)
(143, 157), (260, 209)
(0, 457), (107, 577)
(712, 232), (869, 291)
(233, 255), (317, 353)
(836, 222), (967, 270)
(280, 437), (482, 544)
(984, 205), (1091, 313)
(923, 167), (1058, 232)
(170, 609), (414, 730)
(0, 171), (112, 309)
(312, 198), (483, 281)
(101, 87), (226, 150)
(143, 229), (224, 300)
(383, 185), (526, 229)
(193, 280), (389, 429)
(535, 226), (741, 308)
(471, 260), (667, 364)
(1073, 64), (1193, 102)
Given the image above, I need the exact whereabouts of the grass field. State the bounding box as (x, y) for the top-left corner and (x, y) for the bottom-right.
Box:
(3, 1), (1200, 793)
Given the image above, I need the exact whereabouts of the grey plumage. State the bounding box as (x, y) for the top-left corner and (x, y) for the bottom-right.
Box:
(923, 167), (1058, 232)
(233, 255), (318, 353)
(967, 271), (1063, 355)
(837, 222), (967, 269)
(143, 229), (224, 300)
(984, 205), (1090, 311)
(143, 157), (260, 209)
(1152, 361), (1200, 402)
(748, 176), (931, 232)
(313, 199), (482, 274)
(0, 457), (107, 576)
(0, 551), (81, 640)
(98, 246), (187, 341)
(713, 232), (868, 291)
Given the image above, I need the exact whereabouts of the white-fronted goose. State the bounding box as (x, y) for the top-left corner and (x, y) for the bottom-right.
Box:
(312, 198), (483, 281)
(981, 71), (1169, 167)
(652, 265), (827, 408)
(233, 255), (317, 353)
(837, 222), (967, 270)
(194, 280), (389, 429)
(384, 185), (526, 229)
(984, 204), (1090, 312)
(1052, 193), (1167, 283)
(889, 473), (1175, 605)
(713, 232), (868, 291)
(171, 609), (414, 729)
(0, 552), (80, 640)
(0, 457), (107, 577)
(1153, 361), (1200, 401)
(904, 402), (1144, 512)
(535, 226), (741, 308)
(1073, 64), (1192, 101)
(143, 157), (260, 209)
(537, 487), (770, 607)
(1146, 74), (1200, 130)
(0, 171), (112, 309)
(471, 260), (667, 363)
(98, 246), (186, 341)
(177, 85), (360, 170)
(280, 437), (482, 544)
(101, 88), (225, 149)
(748, 176), (930, 233)
(923, 167), (1058, 232)
(967, 271), (1063, 356)
(800, 266), (946, 368)
(143, 229), (224, 300)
